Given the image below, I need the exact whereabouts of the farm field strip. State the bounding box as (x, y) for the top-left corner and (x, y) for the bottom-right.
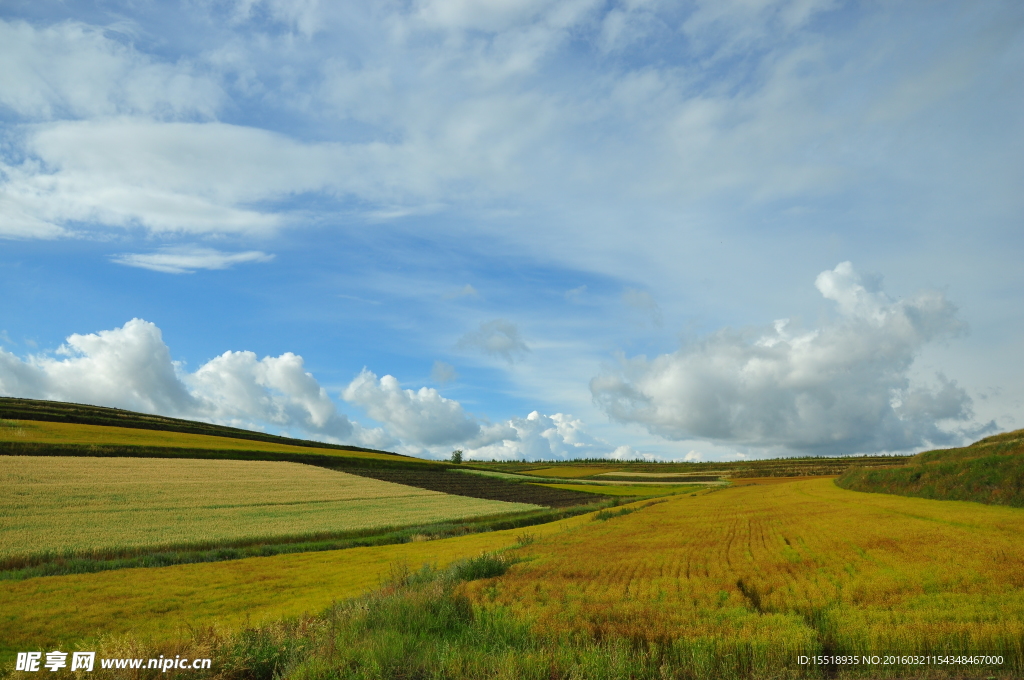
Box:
(729, 475), (839, 485)
(347, 468), (609, 507)
(0, 505), (610, 658)
(593, 471), (710, 477)
(0, 420), (415, 462)
(466, 478), (1024, 658)
(0, 457), (539, 561)
(518, 466), (621, 478)
(532, 482), (707, 496)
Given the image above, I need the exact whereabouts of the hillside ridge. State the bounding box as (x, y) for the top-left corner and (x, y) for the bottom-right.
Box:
(0, 396), (404, 457)
(836, 428), (1024, 507)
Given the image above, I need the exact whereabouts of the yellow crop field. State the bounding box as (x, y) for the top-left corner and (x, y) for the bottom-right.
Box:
(466, 479), (1024, 659)
(0, 509), (597, 657)
(533, 482), (702, 496)
(0, 456), (539, 561)
(0, 419), (420, 462)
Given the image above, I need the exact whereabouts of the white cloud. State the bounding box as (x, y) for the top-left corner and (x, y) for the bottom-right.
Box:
(462, 410), (610, 461)
(0, 19), (222, 120)
(430, 360), (458, 384)
(340, 369), (625, 460)
(457, 319), (529, 363)
(111, 247), (274, 274)
(0, 319), (196, 416)
(188, 349), (355, 438)
(0, 318), (380, 444)
(591, 262), (981, 455)
(342, 368), (487, 446)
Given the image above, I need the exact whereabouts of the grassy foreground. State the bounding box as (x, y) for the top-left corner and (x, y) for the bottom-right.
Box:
(836, 429), (1024, 506)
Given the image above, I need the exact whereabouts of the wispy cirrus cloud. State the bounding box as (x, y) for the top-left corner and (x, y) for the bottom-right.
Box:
(111, 247), (274, 274)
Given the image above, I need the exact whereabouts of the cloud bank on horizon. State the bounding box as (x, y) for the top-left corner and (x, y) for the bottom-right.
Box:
(1, 1), (1021, 460)
(0, 263), (989, 459)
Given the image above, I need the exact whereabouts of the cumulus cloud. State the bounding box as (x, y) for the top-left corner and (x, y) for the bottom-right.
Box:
(460, 411), (609, 461)
(342, 369), (487, 446)
(0, 318), (374, 444)
(111, 246), (275, 274)
(592, 262), (982, 455)
(0, 319), (197, 415)
(339, 370), (624, 460)
(457, 319), (529, 363)
(188, 349), (355, 438)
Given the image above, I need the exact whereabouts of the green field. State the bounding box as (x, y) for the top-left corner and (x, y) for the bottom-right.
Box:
(0, 456), (539, 566)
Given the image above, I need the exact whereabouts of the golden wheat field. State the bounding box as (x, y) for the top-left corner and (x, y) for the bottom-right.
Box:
(0, 456), (539, 560)
(465, 478), (1024, 659)
(0, 419), (417, 462)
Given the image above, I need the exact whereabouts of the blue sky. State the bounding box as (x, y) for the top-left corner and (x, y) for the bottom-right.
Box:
(1, 0), (1022, 461)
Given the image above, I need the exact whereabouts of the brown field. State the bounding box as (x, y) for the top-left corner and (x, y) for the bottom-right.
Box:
(0, 456), (539, 562)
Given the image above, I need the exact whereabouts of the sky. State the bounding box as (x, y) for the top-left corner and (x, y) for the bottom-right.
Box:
(1, 0), (1022, 462)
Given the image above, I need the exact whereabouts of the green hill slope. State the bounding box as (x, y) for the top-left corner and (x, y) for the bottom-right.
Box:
(835, 429), (1024, 506)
